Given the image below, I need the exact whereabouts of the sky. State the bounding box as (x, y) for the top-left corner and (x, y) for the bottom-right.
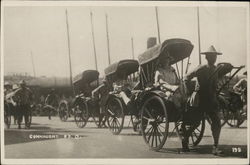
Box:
(3, 3), (249, 78)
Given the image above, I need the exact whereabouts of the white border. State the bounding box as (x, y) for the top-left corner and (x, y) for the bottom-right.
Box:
(1, 1), (249, 165)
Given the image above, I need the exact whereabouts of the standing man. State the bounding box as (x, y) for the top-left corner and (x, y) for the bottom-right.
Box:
(183, 45), (223, 155)
(44, 88), (58, 120)
(92, 78), (110, 128)
(14, 80), (33, 129)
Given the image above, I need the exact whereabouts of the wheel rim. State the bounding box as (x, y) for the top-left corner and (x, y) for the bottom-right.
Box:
(226, 110), (245, 127)
(74, 103), (88, 128)
(189, 118), (205, 146)
(89, 108), (102, 127)
(106, 98), (124, 135)
(131, 114), (141, 133)
(141, 96), (168, 151)
(59, 103), (68, 121)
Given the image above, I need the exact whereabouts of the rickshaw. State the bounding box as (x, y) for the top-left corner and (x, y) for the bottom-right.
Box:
(58, 99), (71, 121)
(104, 59), (141, 135)
(72, 70), (106, 128)
(137, 38), (207, 151)
(215, 63), (246, 127)
(58, 70), (99, 123)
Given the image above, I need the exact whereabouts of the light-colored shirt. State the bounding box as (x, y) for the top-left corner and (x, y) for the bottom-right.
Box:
(154, 66), (179, 85)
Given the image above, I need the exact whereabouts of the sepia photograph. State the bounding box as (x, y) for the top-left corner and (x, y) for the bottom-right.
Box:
(1, 1), (249, 164)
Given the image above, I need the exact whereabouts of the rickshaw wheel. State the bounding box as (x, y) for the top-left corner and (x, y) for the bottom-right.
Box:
(4, 104), (11, 129)
(74, 102), (89, 128)
(92, 115), (108, 128)
(131, 114), (141, 133)
(226, 110), (245, 128)
(141, 95), (169, 151)
(106, 97), (125, 135)
(189, 118), (205, 146)
(58, 101), (69, 122)
(175, 117), (205, 147)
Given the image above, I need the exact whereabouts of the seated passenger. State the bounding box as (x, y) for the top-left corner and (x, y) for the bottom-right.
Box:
(154, 56), (179, 86)
(113, 78), (132, 105)
(233, 71), (247, 102)
(154, 55), (187, 109)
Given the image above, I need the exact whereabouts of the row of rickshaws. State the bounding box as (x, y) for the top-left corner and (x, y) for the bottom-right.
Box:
(58, 38), (246, 151)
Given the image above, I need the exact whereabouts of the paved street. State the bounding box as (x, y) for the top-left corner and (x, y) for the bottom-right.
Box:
(4, 116), (248, 159)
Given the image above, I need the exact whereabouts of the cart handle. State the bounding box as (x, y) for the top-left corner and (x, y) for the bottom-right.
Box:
(216, 65), (245, 94)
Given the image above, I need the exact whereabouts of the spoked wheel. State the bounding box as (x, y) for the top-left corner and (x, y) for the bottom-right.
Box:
(141, 95), (168, 151)
(92, 114), (108, 128)
(174, 120), (183, 140)
(189, 118), (205, 146)
(175, 117), (205, 147)
(74, 102), (89, 128)
(4, 104), (11, 129)
(226, 110), (245, 128)
(106, 97), (125, 135)
(58, 101), (69, 122)
(131, 114), (141, 133)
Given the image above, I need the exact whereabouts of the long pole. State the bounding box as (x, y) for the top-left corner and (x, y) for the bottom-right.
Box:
(131, 37), (135, 59)
(105, 13), (111, 65)
(197, 6), (202, 65)
(30, 51), (36, 77)
(65, 9), (74, 95)
(155, 6), (161, 44)
(90, 11), (98, 70)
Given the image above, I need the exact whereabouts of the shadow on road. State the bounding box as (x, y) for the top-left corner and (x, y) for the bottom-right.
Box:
(4, 123), (87, 146)
(120, 133), (142, 136)
(160, 144), (247, 158)
(223, 126), (247, 129)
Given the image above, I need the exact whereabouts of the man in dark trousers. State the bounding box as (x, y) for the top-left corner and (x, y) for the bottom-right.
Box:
(183, 45), (223, 155)
(14, 80), (33, 129)
(45, 88), (58, 120)
(92, 78), (109, 128)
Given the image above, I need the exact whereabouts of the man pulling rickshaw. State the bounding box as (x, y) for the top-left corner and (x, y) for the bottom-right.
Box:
(183, 45), (223, 155)
(44, 88), (59, 120)
(92, 78), (109, 127)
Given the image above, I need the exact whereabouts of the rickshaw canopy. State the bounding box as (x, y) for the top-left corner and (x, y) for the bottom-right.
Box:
(104, 59), (139, 80)
(73, 70), (99, 85)
(138, 38), (194, 66)
(216, 63), (234, 78)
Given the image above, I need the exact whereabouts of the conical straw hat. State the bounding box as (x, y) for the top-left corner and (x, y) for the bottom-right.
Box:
(201, 45), (222, 55)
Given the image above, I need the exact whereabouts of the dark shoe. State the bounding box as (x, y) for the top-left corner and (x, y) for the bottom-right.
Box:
(18, 125), (21, 129)
(212, 146), (223, 155)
